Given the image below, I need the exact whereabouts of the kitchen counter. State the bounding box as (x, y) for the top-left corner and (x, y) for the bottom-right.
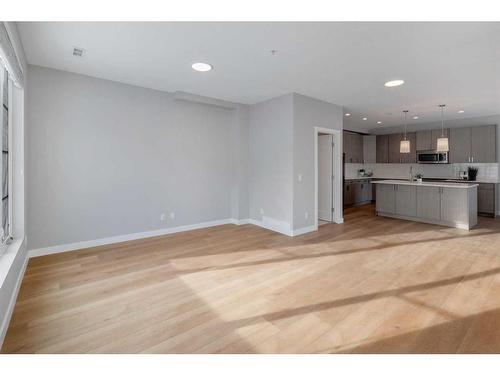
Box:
(372, 179), (478, 189)
(373, 179), (477, 230)
(345, 177), (372, 180)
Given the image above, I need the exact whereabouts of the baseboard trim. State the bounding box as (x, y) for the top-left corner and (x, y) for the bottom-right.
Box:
(248, 218), (292, 236)
(0, 256), (28, 350)
(29, 218), (251, 258)
(291, 225), (316, 236)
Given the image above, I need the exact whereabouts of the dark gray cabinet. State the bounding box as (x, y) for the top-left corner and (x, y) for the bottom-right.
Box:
(376, 135), (389, 163)
(450, 127), (472, 163)
(388, 133), (402, 163)
(477, 183), (495, 216)
(450, 125), (497, 163)
(416, 130), (432, 151)
(471, 125), (496, 163)
(343, 131), (364, 163)
(344, 179), (372, 207)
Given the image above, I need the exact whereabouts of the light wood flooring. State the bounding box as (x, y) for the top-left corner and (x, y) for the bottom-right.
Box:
(3, 204), (500, 353)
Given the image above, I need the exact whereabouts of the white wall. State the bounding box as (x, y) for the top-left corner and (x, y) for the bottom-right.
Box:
(27, 65), (241, 250)
(292, 94), (343, 231)
(248, 94), (294, 234)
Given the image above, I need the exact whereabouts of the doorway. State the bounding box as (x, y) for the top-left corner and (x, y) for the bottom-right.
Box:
(314, 127), (343, 231)
(318, 134), (334, 223)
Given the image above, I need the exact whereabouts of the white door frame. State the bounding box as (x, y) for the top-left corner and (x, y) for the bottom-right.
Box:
(314, 127), (343, 231)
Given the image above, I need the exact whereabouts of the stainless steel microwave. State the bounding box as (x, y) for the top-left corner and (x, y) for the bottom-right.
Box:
(417, 150), (449, 164)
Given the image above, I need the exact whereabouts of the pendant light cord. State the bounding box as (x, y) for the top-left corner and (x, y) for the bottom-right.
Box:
(403, 110), (408, 140)
(440, 104), (445, 136)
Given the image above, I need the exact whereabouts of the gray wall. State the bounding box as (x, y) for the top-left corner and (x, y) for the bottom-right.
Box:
(248, 94), (294, 231)
(292, 93), (343, 230)
(27, 66), (239, 250)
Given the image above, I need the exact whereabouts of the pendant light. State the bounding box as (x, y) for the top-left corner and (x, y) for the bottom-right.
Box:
(436, 104), (449, 152)
(400, 110), (410, 153)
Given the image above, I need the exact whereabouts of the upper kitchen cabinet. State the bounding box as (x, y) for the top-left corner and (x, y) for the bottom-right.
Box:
(388, 133), (402, 163)
(343, 131), (364, 163)
(363, 135), (377, 163)
(450, 127), (471, 163)
(450, 125), (497, 163)
(376, 135), (389, 163)
(416, 130), (432, 151)
(471, 125), (496, 163)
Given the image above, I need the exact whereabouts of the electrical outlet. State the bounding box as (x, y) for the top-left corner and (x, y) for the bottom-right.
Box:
(160, 213), (166, 222)
(170, 212), (175, 220)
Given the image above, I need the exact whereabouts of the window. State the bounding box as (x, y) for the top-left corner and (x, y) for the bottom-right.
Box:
(0, 65), (12, 254)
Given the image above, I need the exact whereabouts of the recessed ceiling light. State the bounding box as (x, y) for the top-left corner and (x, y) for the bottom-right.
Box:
(384, 79), (405, 87)
(413, 116), (419, 120)
(377, 121), (382, 124)
(345, 113), (351, 117)
(362, 117), (367, 121)
(192, 62), (213, 72)
(458, 110), (465, 113)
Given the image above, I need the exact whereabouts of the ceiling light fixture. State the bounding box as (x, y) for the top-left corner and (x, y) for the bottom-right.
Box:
(436, 104), (449, 152)
(192, 62), (213, 72)
(413, 116), (419, 120)
(400, 110), (410, 153)
(384, 79), (405, 88)
(362, 117), (367, 121)
(458, 110), (465, 113)
(377, 121), (382, 124)
(345, 113), (351, 117)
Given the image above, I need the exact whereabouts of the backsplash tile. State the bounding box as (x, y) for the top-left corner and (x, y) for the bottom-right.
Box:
(344, 162), (499, 182)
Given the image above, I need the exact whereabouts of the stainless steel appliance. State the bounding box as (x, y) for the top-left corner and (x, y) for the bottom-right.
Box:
(417, 150), (449, 164)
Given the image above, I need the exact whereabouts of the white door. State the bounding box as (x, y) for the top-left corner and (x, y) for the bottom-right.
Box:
(318, 134), (334, 221)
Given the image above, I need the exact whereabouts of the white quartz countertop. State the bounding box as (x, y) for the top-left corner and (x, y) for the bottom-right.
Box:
(371, 179), (479, 189)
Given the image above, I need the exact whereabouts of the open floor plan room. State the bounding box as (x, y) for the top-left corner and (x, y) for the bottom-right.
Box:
(1, 15), (500, 363)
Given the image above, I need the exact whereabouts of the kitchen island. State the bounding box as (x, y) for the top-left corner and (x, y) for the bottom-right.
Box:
(372, 180), (478, 230)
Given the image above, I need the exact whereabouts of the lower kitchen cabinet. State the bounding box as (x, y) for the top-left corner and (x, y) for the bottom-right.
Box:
(395, 185), (417, 217)
(376, 184), (395, 213)
(416, 186), (441, 220)
(344, 179), (372, 207)
(440, 187), (470, 224)
(477, 183), (496, 216)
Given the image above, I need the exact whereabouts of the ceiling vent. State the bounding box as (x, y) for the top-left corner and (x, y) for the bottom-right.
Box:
(72, 47), (85, 57)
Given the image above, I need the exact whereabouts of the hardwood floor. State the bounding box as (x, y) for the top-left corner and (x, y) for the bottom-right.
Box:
(3, 204), (500, 353)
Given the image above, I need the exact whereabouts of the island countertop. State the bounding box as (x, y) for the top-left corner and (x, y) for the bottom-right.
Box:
(371, 179), (479, 189)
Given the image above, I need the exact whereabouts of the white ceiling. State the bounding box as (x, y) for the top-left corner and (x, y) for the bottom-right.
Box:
(17, 22), (500, 131)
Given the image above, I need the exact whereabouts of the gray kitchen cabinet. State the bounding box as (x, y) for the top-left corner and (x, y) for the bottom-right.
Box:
(363, 135), (377, 163)
(395, 185), (417, 217)
(343, 181), (354, 205)
(471, 125), (496, 163)
(450, 127), (472, 163)
(376, 135), (389, 163)
(343, 131), (351, 163)
(359, 180), (372, 202)
(388, 133), (402, 163)
(477, 183), (495, 215)
(343, 131), (364, 163)
(416, 130), (432, 151)
(376, 184), (395, 214)
(431, 128), (449, 150)
(351, 133), (364, 163)
(400, 132), (416, 164)
(440, 187), (469, 225)
(416, 186), (441, 220)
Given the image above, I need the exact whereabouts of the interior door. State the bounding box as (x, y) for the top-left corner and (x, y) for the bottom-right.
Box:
(318, 134), (333, 221)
